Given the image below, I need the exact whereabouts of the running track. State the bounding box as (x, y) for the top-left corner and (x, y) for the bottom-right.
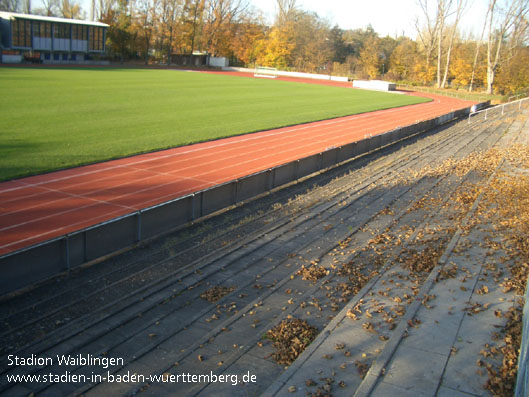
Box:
(0, 73), (476, 256)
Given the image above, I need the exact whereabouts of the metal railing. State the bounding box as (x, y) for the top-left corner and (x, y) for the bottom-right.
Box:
(509, 91), (529, 103)
(396, 84), (497, 102)
(468, 96), (529, 124)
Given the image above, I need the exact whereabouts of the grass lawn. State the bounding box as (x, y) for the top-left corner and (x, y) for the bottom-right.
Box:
(0, 67), (430, 181)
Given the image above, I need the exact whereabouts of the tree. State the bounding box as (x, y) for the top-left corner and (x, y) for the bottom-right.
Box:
(389, 38), (419, 80)
(434, 0), (454, 88)
(329, 25), (350, 63)
(97, 0), (116, 20)
(449, 42), (481, 87)
(275, 0), (297, 26)
(289, 11), (332, 72)
(61, 0), (84, 18)
(33, 0), (60, 16)
(255, 24), (295, 68)
(440, 0), (467, 88)
(157, 0), (184, 63)
(495, 46), (529, 93)
(0, 0), (21, 12)
(181, 0), (205, 56)
(415, 0), (440, 85)
(228, 15), (266, 65)
(202, 0), (250, 57)
(358, 35), (382, 79)
(484, 0), (529, 94)
(133, 0), (158, 64)
(101, 0), (134, 62)
(469, 4), (490, 91)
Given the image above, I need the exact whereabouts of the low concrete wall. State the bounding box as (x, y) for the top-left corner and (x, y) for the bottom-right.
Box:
(2, 54), (23, 63)
(353, 80), (397, 91)
(209, 56), (228, 68)
(223, 66), (349, 82)
(0, 103), (486, 295)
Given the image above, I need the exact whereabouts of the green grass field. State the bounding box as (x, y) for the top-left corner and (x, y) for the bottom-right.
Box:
(0, 67), (430, 181)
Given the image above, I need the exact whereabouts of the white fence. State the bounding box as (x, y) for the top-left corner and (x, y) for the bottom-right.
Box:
(468, 96), (529, 123)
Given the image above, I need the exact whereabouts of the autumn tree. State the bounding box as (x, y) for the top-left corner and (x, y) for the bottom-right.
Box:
(133, 0), (158, 64)
(255, 24), (295, 68)
(202, 0), (249, 56)
(181, 0), (205, 56)
(61, 0), (83, 18)
(329, 26), (351, 63)
(484, 0), (529, 93)
(289, 11), (332, 72)
(101, 0), (134, 62)
(440, 0), (466, 88)
(276, 0), (297, 26)
(358, 35), (382, 79)
(97, 0), (116, 20)
(157, 0), (184, 63)
(415, 0), (440, 84)
(226, 10), (265, 64)
(389, 38), (419, 80)
(448, 42), (482, 87)
(495, 46), (529, 93)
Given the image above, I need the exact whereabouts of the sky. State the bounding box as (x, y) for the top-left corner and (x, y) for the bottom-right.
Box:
(67, 0), (489, 39)
(250, 0), (490, 39)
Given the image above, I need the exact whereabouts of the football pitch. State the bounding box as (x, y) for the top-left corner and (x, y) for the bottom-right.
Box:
(0, 67), (430, 181)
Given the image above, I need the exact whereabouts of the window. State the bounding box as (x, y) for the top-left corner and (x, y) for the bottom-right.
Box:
(54, 24), (70, 39)
(34, 22), (51, 38)
(88, 26), (103, 51)
(12, 19), (31, 47)
(72, 25), (87, 41)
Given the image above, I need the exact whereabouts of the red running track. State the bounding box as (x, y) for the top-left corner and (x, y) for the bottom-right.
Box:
(0, 77), (476, 257)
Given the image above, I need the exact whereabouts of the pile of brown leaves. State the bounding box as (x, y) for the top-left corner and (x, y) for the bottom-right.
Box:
(474, 143), (529, 395)
(398, 243), (445, 276)
(484, 305), (523, 396)
(296, 264), (329, 282)
(200, 285), (236, 303)
(266, 317), (318, 365)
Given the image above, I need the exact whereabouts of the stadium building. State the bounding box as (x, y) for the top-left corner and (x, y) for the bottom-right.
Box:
(0, 12), (108, 64)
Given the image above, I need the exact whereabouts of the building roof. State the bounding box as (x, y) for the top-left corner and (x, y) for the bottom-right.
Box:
(0, 11), (109, 27)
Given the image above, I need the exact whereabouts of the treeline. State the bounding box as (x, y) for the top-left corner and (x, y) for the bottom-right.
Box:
(1, 0), (528, 94)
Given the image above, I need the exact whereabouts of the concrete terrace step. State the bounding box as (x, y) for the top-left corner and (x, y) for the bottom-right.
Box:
(264, 112), (529, 397)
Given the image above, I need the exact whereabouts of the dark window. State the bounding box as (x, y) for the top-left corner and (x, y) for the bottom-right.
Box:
(72, 25), (87, 40)
(12, 19), (31, 47)
(54, 24), (70, 39)
(88, 26), (103, 51)
(34, 22), (52, 38)
(45, 53), (50, 60)
(71, 54), (76, 60)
